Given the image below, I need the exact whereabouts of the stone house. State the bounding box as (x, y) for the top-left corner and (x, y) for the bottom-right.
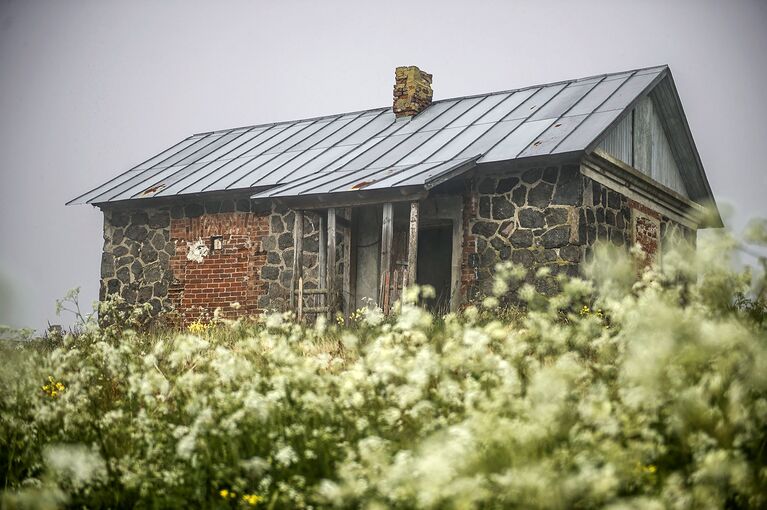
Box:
(69, 65), (720, 323)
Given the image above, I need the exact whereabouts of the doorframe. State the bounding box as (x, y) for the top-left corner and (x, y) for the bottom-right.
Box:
(417, 194), (464, 312)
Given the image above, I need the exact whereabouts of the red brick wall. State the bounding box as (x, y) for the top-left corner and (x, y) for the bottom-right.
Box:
(168, 211), (270, 324)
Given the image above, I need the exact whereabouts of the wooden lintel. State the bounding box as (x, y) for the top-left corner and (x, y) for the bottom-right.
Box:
(275, 189), (427, 210)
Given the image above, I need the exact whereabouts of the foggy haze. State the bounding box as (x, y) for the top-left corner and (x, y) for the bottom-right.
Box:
(1, 0), (766, 331)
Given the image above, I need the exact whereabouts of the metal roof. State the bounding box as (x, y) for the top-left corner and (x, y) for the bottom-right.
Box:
(69, 66), (670, 205)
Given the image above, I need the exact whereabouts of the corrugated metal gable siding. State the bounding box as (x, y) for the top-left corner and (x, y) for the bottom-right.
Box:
(597, 111), (633, 165)
(643, 97), (687, 195)
(598, 95), (687, 197)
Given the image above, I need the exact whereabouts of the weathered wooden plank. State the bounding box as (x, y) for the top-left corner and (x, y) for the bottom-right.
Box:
(342, 208), (352, 320)
(379, 202), (394, 311)
(297, 277), (304, 321)
(293, 288), (328, 295)
(327, 207), (337, 319)
(406, 201), (419, 288)
(318, 212), (327, 308)
(275, 189), (427, 210)
(348, 208), (358, 314)
(303, 307), (330, 314)
(290, 210), (304, 309)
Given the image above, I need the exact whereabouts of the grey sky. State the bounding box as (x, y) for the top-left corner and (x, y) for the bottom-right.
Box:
(1, 0), (766, 331)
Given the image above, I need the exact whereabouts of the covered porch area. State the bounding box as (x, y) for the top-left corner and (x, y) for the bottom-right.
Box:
(284, 192), (466, 321)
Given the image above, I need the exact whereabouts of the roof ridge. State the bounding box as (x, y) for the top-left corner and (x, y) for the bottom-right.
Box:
(193, 65), (669, 137)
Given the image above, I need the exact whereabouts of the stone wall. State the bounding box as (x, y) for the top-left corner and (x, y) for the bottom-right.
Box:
(580, 175), (696, 265)
(468, 164), (584, 297)
(100, 207), (175, 314)
(100, 165), (698, 320)
(255, 207), (344, 313)
(464, 163), (698, 299)
(101, 198), (344, 324)
(581, 177), (632, 254)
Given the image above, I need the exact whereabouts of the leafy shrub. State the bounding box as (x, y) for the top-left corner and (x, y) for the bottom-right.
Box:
(1, 226), (766, 509)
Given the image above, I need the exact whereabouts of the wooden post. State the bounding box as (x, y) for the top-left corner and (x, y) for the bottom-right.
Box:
(290, 210), (304, 309)
(318, 212), (327, 308)
(327, 207), (337, 319)
(297, 277), (304, 322)
(342, 208), (352, 320)
(406, 201), (419, 288)
(349, 208), (358, 316)
(379, 202), (394, 312)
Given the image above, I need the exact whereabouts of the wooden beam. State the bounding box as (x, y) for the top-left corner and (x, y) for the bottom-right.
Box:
(349, 208), (358, 315)
(318, 212), (327, 308)
(379, 202), (393, 312)
(290, 210), (304, 309)
(327, 207), (337, 319)
(275, 189), (427, 210)
(297, 277), (304, 322)
(406, 201), (419, 288)
(342, 208), (352, 320)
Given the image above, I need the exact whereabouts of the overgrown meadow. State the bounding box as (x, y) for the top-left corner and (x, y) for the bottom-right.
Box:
(2, 222), (767, 510)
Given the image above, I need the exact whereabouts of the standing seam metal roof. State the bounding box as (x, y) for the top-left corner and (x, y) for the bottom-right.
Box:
(68, 65), (669, 205)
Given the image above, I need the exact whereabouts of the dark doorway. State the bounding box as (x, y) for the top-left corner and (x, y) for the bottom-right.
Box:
(416, 223), (452, 313)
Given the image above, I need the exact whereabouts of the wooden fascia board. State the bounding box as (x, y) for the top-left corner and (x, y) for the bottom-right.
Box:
(630, 71), (722, 227)
(268, 186), (428, 210)
(584, 150), (706, 229)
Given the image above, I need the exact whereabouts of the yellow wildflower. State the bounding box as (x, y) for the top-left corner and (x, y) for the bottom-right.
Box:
(188, 320), (211, 334)
(219, 488), (239, 499)
(242, 494), (264, 506)
(42, 376), (65, 398)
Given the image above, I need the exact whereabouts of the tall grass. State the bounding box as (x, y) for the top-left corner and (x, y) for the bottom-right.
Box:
(1, 226), (766, 509)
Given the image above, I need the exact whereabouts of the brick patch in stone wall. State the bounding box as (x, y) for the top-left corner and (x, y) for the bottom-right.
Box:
(169, 209), (269, 323)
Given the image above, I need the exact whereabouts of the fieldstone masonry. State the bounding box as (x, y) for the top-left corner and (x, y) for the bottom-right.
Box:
(465, 164), (694, 298)
(256, 207), (344, 312)
(100, 207), (175, 314)
(100, 198), (342, 324)
(99, 164), (695, 321)
(469, 164), (584, 297)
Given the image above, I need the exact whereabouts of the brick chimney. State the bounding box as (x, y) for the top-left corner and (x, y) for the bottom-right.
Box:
(393, 66), (433, 118)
